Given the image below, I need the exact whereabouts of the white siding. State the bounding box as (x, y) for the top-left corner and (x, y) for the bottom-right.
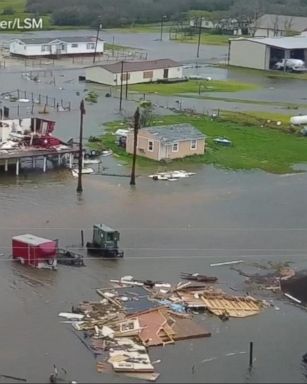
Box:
(115, 66), (183, 85)
(229, 39), (267, 70)
(66, 41), (104, 54)
(86, 66), (116, 85)
(10, 40), (104, 57)
(86, 65), (183, 85)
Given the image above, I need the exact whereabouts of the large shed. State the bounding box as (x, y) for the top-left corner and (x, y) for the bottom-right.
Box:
(229, 36), (307, 70)
(85, 59), (183, 85)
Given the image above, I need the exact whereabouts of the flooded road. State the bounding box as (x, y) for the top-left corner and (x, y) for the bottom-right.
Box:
(1, 165), (307, 383)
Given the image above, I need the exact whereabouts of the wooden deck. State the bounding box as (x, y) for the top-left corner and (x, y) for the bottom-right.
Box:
(0, 146), (80, 175)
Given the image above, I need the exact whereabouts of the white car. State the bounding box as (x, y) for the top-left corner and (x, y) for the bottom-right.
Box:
(274, 58), (305, 71)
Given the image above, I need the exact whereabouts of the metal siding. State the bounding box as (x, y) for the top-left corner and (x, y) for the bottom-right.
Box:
(230, 40), (267, 69)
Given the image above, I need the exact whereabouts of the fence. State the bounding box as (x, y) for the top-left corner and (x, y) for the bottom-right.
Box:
(0, 89), (72, 118)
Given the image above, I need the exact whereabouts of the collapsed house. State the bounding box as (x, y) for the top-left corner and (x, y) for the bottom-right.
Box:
(59, 275), (265, 381)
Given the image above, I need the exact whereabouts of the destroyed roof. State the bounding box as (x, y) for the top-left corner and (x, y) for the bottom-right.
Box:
(140, 124), (205, 144)
(96, 59), (180, 73)
(14, 36), (101, 45)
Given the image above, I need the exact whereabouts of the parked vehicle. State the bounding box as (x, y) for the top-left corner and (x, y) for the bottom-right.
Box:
(274, 59), (305, 71)
(86, 224), (124, 258)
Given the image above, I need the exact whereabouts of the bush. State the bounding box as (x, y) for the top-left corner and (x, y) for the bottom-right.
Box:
(2, 7), (15, 15)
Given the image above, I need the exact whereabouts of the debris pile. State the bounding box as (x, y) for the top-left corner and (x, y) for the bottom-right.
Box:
(59, 274), (265, 381)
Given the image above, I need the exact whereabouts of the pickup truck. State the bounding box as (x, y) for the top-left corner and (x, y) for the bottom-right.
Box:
(274, 59), (305, 72)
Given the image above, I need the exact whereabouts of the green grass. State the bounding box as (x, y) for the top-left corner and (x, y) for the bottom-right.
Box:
(92, 113), (307, 174)
(129, 80), (259, 96)
(108, 22), (172, 34)
(219, 64), (307, 81)
(174, 34), (230, 46)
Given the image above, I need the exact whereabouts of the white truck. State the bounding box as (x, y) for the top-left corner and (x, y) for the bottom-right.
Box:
(274, 58), (305, 72)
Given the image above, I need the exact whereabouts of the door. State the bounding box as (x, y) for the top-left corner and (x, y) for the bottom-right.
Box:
(163, 68), (169, 79)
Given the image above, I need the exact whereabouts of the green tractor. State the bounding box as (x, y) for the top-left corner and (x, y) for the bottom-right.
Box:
(86, 224), (124, 258)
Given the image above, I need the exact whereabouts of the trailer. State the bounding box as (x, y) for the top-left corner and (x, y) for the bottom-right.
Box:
(12, 234), (57, 269)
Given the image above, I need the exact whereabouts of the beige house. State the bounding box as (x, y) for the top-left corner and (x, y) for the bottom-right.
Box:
(85, 59), (183, 85)
(251, 14), (307, 38)
(126, 123), (205, 161)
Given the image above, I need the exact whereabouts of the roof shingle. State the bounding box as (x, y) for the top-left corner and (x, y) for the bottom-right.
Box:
(141, 123), (205, 144)
(97, 59), (180, 73)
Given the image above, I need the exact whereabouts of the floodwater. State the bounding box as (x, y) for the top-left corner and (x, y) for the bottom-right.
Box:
(1, 165), (307, 383)
(0, 31), (307, 383)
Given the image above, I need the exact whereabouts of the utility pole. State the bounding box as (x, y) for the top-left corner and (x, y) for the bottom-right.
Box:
(93, 18), (102, 64)
(119, 60), (124, 111)
(196, 17), (203, 58)
(76, 99), (86, 193)
(130, 107), (140, 186)
(125, 72), (129, 99)
(160, 15), (167, 41)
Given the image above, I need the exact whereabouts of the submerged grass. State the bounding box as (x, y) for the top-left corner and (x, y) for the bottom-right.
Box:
(90, 112), (307, 174)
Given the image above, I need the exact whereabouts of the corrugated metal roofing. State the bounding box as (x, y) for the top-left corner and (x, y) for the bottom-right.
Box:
(97, 59), (180, 73)
(232, 36), (307, 49)
(142, 123), (205, 144)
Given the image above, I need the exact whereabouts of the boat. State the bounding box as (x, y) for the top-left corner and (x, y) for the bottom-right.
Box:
(102, 150), (113, 157)
(71, 167), (94, 177)
(149, 170), (196, 181)
(213, 137), (232, 146)
(83, 158), (101, 165)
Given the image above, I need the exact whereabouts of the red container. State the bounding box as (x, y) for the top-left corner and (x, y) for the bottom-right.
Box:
(12, 234), (57, 269)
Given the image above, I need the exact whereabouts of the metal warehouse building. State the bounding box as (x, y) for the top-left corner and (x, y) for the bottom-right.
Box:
(229, 36), (307, 70)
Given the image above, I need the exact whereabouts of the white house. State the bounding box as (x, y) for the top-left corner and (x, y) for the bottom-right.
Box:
(85, 59), (184, 85)
(10, 36), (104, 57)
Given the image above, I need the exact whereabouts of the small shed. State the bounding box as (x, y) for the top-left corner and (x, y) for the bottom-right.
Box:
(85, 59), (184, 85)
(12, 234), (57, 269)
(126, 123), (205, 161)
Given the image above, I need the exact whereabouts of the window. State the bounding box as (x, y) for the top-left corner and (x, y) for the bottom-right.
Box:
(148, 140), (154, 151)
(172, 143), (178, 152)
(143, 70), (153, 79)
(41, 45), (49, 52)
(87, 43), (95, 50)
(71, 43), (78, 48)
(121, 73), (130, 81)
(191, 140), (197, 150)
(60, 44), (65, 50)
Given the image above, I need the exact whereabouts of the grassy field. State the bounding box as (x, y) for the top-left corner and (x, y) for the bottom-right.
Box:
(174, 34), (230, 46)
(90, 112), (307, 174)
(108, 23), (172, 34)
(220, 64), (307, 81)
(129, 79), (259, 95)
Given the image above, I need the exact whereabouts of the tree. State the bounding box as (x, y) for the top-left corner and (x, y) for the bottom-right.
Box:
(139, 100), (154, 127)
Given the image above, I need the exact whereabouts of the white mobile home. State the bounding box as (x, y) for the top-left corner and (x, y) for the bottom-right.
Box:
(85, 59), (184, 85)
(10, 36), (104, 57)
